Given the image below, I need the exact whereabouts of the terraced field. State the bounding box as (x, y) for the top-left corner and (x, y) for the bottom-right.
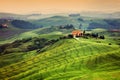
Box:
(0, 38), (120, 80)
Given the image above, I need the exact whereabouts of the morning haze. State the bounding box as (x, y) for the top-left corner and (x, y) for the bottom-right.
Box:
(0, 0), (120, 14)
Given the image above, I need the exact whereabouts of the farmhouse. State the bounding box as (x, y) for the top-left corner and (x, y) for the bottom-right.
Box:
(72, 30), (83, 38)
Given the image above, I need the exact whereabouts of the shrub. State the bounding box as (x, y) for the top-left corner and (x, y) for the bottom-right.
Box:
(68, 34), (73, 38)
(108, 43), (112, 45)
(83, 36), (89, 39)
(96, 41), (101, 43)
(27, 45), (38, 51)
(0, 43), (11, 53)
(91, 33), (98, 38)
(99, 35), (105, 39)
(84, 33), (91, 37)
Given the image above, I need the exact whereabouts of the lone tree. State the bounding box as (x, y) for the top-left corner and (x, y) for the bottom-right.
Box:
(83, 30), (85, 35)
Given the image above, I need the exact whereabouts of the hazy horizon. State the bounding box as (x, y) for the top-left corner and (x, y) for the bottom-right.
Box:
(0, 0), (120, 14)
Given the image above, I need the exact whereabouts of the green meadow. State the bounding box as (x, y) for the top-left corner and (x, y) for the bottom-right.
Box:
(0, 13), (120, 80)
(0, 37), (120, 80)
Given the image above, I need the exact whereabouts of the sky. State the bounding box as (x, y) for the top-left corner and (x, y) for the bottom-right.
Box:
(0, 0), (120, 14)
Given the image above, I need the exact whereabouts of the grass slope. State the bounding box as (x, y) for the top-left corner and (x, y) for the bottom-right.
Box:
(0, 26), (73, 44)
(0, 38), (120, 80)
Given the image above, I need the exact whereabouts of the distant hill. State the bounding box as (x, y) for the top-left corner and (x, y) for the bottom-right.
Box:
(0, 19), (42, 40)
(88, 19), (120, 30)
(0, 12), (120, 41)
(11, 20), (42, 29)
(30, 16), (80, 27)
(15, 25), (75, 40)
(0, 12), (43, 20)
(0, 12), (26, 20)
(81, 11), (120, 19)
(0, 12), (53, 20)
(31, 15), (120, 30)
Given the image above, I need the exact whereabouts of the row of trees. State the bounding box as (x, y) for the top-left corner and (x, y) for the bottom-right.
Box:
(84, 33), (105, 39)
(59, 24), (75, 29)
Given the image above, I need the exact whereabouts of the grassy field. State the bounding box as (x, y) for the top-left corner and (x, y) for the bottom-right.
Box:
(0, 13), (120, 80)
(0, 25), (75, 45)
(0, 37), (120, 80)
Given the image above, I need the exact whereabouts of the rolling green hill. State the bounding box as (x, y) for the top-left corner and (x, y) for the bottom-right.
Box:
(30, 15), (120, 31)
(1, 14), (119, 42)
(0, 37), (120, 80)
(0, 19), (42, 41)
(0, 25), (74, 44)
(30, 16), (81, 28)
(0, 12), (120, 80)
